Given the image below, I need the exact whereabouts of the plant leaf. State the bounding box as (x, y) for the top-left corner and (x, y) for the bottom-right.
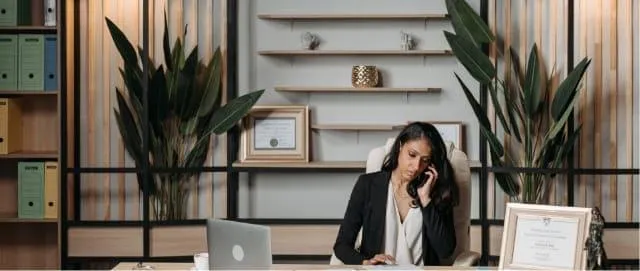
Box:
(489, 154), (520, 197)
(149, 66), (169, 127)
(509, 46), (526, 90)
(455, 73), (504, 156)
(551, 58), (591, 121)
(206, 89), (266, 135)
(500, 80), (522, 143)
(105, 17), (139, 71)
(546, 91), (580, 139)
(488, 73), (511, 135)
(445, 0), (495, 46)
(163, 10), (172, 70)
(445, 31), (496, 84)
(197, 47), (222, 117)
(524, 44), (541, 118)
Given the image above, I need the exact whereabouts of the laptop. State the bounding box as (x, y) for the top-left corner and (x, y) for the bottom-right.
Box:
(206, 219), (272, 270)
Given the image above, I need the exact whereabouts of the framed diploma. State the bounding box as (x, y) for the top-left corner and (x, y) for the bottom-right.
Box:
(499, 203), (592, 270)
(397, 121), (465, 152)
(240, 105), (309, 162)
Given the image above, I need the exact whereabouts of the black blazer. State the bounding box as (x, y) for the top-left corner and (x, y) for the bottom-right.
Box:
(333, 171), (456, 266)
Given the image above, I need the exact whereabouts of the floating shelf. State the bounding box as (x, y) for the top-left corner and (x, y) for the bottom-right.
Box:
(233, 160), (481, 171)
(0, 218), (58, 223)
(274, 86), (441, 93)
(0, 151), (58, 159)
(0, 91), (57, 96)
(0, 26), (57, 33)
(258, 50), (452, 56)
(311, 124), (402, 131)
(257, 13), (448, 20)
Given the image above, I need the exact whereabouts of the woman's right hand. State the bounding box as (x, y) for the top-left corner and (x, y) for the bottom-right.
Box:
(362, 254), (396, 265)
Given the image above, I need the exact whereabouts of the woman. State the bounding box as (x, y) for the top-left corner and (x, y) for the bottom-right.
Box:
(332, 122), (459, 266)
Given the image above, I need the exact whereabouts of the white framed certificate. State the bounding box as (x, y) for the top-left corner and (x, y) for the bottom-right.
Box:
(241, 105), (309, 162)
(499, 203), (592, 270)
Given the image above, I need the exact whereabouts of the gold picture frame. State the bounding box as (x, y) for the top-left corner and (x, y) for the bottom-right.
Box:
(499, 203), (592, 270)
(240, 105), (309, 163)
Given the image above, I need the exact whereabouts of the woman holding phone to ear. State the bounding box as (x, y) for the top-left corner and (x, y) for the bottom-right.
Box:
(333, 122), (459, 266)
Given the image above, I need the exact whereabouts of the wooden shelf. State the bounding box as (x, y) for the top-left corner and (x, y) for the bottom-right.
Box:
(0, 26), (57, 34)
(233, 161), (365, 169)
(274, 86), (441, 93)
(0, 91), (57, 96)
(257, 13), (448, 20)
(0, 151), (58, 159)
(258, 50), (452, 56)
(0, 218), (58, 223)
(312, 124), (401, 131)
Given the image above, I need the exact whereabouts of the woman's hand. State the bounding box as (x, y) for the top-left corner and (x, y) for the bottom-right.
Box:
(362, 254), (396, 265)
(418, 165), (438, 207)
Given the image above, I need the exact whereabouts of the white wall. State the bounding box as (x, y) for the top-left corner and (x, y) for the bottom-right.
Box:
(235, 0), (482, 219)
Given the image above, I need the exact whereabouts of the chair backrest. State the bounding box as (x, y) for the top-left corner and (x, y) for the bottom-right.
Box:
(365, 138), (471, 265)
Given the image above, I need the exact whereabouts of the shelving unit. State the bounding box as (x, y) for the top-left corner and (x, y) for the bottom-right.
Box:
(258, 49), (452, 56)
(274, 86), (441, 93)
(0, 0), (61, 269)
(257, 13), (448, 20)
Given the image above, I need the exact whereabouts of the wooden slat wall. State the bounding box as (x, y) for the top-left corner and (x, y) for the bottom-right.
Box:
(488, 0), (638, 222)
(74, 0), (228, 220)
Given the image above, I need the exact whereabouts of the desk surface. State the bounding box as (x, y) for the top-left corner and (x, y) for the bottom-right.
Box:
(113, 262), (485, 270)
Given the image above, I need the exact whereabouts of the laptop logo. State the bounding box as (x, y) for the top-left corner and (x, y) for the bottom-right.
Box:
(232, 245), (245, 262)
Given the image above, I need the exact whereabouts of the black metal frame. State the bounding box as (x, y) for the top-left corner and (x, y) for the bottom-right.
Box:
(59, 0), (639, 269)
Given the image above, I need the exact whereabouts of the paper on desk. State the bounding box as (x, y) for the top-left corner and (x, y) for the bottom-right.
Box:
(361, 265), (422, 270)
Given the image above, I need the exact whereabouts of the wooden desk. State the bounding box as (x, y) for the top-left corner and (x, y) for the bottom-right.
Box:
(112, 262), (485, 270)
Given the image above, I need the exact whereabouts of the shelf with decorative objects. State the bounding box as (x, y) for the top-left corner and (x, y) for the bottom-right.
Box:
(274, 86), (441, 93)
(258, 49), (452, 56)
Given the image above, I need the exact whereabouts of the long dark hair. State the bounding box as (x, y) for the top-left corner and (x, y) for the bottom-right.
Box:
(381, 122), (459, 211)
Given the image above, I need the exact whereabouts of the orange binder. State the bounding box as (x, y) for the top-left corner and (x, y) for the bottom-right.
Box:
(44, 161), (58, 219)
(0, 98), (22, 154)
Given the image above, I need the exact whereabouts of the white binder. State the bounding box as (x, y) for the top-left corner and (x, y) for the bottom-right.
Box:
(44, 0), (56, 26)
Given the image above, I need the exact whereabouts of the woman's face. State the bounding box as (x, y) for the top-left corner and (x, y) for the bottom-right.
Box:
(397, 137), (433, 182)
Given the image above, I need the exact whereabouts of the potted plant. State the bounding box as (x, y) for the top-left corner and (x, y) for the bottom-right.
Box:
(443, 0), (591, 203)
(105, 15), (264, 220)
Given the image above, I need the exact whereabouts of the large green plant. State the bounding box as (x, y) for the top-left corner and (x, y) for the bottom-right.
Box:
(443, 0), (591, 203)
(105, 16), (264, 220)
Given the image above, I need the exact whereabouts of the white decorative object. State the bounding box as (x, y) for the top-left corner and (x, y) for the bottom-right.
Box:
(301, 32), (320, 50)
(193, 252), (209, 271)
(400, 31), (415, 50)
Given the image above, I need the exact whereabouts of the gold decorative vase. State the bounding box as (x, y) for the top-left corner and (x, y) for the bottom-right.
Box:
(351, 65), (379, 88)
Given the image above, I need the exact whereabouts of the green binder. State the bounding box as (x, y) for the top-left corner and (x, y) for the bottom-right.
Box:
(0, 34), (17, 90)
(16, 0), (29, 26)
(0, 0), (17, 26)
(18, 34), (44, 91)
(18, 161), (44, 219)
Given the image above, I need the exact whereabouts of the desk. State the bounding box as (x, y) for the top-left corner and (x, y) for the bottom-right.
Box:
(112, 262), (485, 270)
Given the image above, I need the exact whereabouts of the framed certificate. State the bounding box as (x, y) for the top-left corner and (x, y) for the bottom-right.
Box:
(397, 121), (465, 152)
(499, 203), (592, 270)
(240, 105), (309, 162)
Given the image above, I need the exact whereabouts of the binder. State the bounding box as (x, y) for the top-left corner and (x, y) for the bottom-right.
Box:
(18, 161), (45, 219)
(44, 0), (55, 26)
(0, 34), (18, 90)
(43, 161), (58, 219)
(18, 34), (44, 91)
(30, 0), (43, 26)
(0, 98), (22, 154)
(16, 0), (30, 26)
(44, 34), (56, 91)
(0, 0), (17, 26)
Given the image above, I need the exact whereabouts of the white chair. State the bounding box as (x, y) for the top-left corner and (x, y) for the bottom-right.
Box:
(330, 138), (480, 267)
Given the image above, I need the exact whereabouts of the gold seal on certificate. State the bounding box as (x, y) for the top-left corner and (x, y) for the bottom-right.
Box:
(499, 203), (592, 270)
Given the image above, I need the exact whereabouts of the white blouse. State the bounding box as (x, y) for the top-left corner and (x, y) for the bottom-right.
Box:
(383, 184), (424, 266)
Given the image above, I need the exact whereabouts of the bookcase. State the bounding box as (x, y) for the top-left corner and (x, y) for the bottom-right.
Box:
(0, 0), (60, 269)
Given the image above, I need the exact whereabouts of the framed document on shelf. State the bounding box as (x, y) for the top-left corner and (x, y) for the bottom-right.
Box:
(240, 105), (309, 162)
(430, 121), (464, 152)
(499, 203), (592, 270)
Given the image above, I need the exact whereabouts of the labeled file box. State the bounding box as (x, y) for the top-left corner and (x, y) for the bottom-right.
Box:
(0, 0), (17, 26)
(0, 97), (22, 154)
(18, 161), (45, 219)
(0, 34), (18, 90)
(44, 0), (55, 26)
(44, 34), (56, 91)
(43, 161), (58, 219)
(18, 34), (44, 91)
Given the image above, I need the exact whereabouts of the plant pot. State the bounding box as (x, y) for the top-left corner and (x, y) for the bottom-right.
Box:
(351, 65), (379, 88)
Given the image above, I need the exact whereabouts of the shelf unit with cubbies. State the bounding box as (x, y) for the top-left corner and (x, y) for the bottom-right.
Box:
(0, 0), (61, 269)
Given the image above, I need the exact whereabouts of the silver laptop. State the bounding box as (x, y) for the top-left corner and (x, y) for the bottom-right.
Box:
(206, 219), (272, 270)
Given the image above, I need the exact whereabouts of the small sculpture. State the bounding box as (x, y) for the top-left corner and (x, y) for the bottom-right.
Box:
(400, 31), (415, 50)
(585, 206), (608, 270)
(301, 32), (320, 50)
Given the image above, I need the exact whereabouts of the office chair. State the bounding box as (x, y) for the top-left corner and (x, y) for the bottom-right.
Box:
(330, 138), (480, 267)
